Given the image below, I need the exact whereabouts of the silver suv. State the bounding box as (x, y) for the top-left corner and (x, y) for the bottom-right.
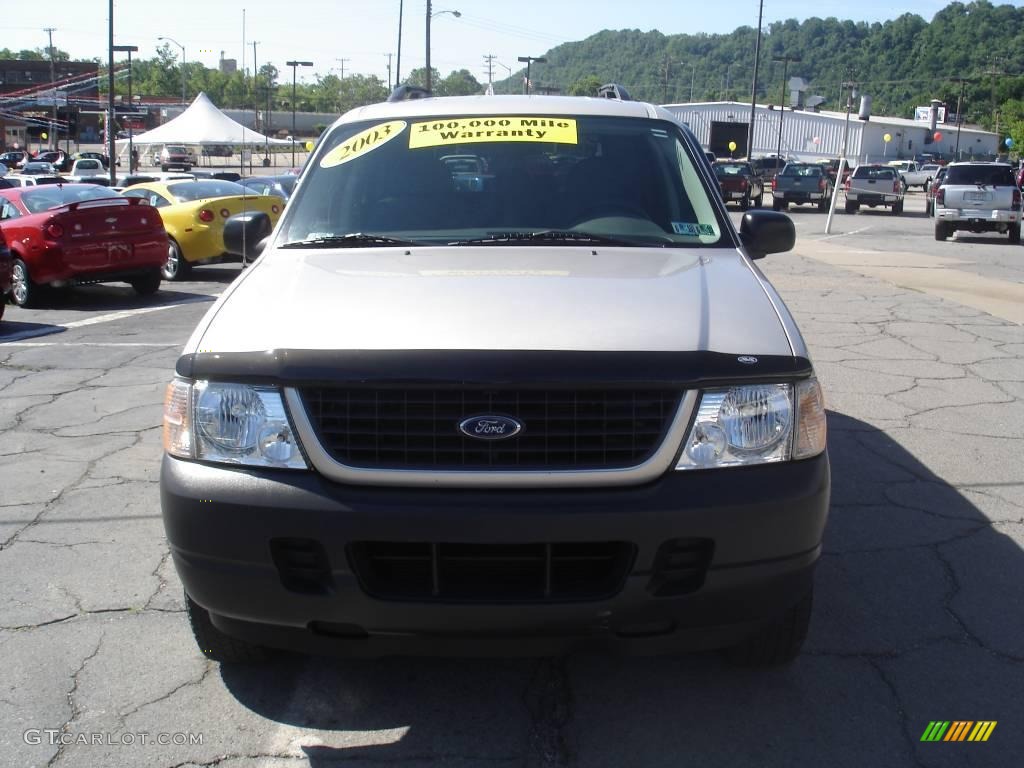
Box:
(933, 162), (1021, 243)
(161, 93), (830, 665)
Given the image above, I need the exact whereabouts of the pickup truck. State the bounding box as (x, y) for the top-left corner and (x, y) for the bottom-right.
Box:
(771, 163), (832, 212)
(933, 162), (1021, 242)
(712, 160), (763, 209)
(844, 165), (904, 215)
(888, 161), (933, 190)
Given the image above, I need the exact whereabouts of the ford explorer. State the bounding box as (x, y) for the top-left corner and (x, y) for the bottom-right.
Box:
(160, 92), (830, 666)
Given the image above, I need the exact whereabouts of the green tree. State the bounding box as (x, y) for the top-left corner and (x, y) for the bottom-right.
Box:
(438, 69), (482, 96)
(568, 75), (603, 97)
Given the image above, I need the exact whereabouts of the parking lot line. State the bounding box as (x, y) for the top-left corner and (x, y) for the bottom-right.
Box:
(1, 294), (218, 344)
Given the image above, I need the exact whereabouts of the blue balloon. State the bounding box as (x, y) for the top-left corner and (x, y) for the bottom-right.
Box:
(1006, 137), (1014, 147)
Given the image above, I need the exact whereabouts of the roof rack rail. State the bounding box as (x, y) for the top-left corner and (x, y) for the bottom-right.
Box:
(597, 83), (632, 101)
(388, 85), (432, 102)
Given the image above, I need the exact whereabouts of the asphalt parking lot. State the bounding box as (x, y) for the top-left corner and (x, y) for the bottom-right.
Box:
(1, 190), (1022, 767)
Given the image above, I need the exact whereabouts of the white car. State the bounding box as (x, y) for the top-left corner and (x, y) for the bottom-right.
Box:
(67, 158), (107, 180)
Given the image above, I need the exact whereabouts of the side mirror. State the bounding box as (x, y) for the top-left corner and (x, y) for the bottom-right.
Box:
(739, 210), (795, 260)
(223, 212), (272, 260)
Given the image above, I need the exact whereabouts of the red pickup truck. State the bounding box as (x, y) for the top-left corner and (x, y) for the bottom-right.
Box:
(712, 161), (764, 209)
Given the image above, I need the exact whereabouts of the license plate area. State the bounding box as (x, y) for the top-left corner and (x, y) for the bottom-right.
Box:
(964, 191), (990, 202)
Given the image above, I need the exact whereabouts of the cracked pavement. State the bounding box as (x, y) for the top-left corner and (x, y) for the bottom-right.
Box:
(1, 196), (1022, 767)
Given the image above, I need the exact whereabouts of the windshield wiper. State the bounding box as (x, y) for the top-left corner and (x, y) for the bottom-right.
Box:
(279, 233), (422, 249)
(450, 230), (644, 247)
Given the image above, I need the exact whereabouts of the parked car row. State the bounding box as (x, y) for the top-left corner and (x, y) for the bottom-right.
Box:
(0, 175), (287, 315)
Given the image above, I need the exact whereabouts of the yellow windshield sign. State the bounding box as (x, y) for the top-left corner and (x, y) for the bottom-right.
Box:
(409, 117), (578, 149)
(319, 120), (407, 168)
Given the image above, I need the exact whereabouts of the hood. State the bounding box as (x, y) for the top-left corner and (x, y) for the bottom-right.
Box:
(193, 246), (793, 357)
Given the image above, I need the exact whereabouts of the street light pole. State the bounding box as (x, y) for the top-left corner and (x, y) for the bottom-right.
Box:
(772, 54), (800, 162)
(690, 63), (696, 102)
(286, 60), (313, 167)
(44, 27), (57, 150)
(426, 0), (432, 91)
(496, 62), (512, 94)
(158, 36), (187, 104)
(746, 0), (765, 158)
(425, 2), (461, 93)
(107, 0), (115, 184)
(113, 46), (139, 172)
(517, 55), (546, 95)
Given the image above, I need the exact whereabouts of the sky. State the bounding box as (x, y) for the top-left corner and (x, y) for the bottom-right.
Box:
(0, 0), (982, 88)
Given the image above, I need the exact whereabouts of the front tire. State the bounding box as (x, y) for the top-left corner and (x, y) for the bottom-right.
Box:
(130, 268), (162, 295)
(725, 590), (813, 667)
(161, 240), (191, 281)
(185, 593), (269, 664)
(11, 259), (40, 308)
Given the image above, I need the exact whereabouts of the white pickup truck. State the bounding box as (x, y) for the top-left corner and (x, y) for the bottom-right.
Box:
(888, 161), (933, 190)
(933, 162), (1021, 242)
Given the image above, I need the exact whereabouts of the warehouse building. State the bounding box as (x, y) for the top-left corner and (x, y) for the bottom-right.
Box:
(662, 101), (1000, 163)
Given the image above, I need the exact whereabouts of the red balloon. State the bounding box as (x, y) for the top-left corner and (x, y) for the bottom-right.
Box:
(933, 132), (943, 141)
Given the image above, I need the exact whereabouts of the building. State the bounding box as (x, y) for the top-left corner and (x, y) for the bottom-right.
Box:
(0, 58), (100, 149)
(662, 101), (1000, 163)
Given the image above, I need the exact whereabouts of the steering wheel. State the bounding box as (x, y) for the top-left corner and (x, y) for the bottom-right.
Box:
(570, 201), (650, 227)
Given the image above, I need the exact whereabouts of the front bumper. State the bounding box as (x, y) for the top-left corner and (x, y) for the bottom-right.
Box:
(161, 451), (830, 655)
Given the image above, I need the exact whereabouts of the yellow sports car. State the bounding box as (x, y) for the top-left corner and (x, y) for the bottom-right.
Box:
(121, 179), (283, 280)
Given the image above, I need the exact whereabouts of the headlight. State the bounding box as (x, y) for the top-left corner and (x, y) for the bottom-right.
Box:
(676, 379), (826, 470)
(162, 379), (308, 469)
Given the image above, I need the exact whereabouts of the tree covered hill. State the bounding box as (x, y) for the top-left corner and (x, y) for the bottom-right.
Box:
(513, 1), (1024, 130)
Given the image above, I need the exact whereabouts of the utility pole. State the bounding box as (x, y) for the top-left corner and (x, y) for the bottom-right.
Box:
(426, 0), (432, 92)
(107, 1), (115, 184)
(336, 58), (350, 79)
(483, 54), (495, 90)
(251, 41), (259, 174)
(44, 28), (57, 149)
(663, 56), (671, 104)
(954, 77), (968, 159)
(746, 0), (764, 158)
(690, 63), (696, 102)
(396, 0), (404, 86)
(385, 53), (393, 91)
(773, 54), (800, 161)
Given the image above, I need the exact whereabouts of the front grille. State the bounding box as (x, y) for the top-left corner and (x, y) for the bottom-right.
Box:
(349, 541), (636, 602)
(300, 387), (681, 470)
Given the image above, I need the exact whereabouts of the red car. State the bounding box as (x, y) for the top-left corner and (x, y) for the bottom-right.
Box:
(0, 228), (11, 320)
(0, 184), (168, 308)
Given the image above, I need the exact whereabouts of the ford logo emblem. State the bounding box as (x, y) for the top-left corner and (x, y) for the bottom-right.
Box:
(737, 356), (758, 364)
(458, 415), (523, 440)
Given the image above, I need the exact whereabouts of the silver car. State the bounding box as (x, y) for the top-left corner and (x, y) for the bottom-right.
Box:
(161, 92), (830, 666)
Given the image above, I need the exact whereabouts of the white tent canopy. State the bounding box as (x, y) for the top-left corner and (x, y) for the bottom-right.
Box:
(116, 92), (291, 146)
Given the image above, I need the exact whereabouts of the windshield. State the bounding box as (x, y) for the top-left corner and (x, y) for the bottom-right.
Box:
(280, 114), (725, 247)
(781, 165), (821, 177)
(944, 165), (1016, 186)
(20, 185), (121, 213)
(853, 167), (896, 180)
(714, 163), (751, 176)
(166, 180), (248, 202)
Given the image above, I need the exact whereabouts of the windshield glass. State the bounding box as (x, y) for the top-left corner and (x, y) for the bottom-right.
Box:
(714, 163), (751, 176)
(166, 180), (248, 202)
(944, 165), (1015, 186)
(20, 185), (120, 213)
(781, 165), (821, 177)
(853, 167), (896, 180)
(280, 114), (725, 247)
